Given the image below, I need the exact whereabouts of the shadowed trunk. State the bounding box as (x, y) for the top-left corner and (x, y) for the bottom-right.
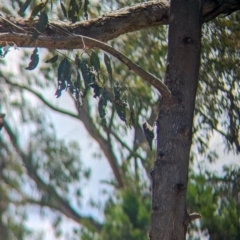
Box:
(150, 0), (203, 239)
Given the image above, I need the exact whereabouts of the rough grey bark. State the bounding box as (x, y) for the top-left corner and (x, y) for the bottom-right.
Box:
(0, 0), (239, 49)
(150, 0), (203, 239)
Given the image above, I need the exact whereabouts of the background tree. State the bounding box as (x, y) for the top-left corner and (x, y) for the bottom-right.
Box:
(0, 0), (239, 239)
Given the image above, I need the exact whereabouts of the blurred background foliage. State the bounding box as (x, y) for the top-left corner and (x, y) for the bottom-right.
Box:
(0, 0), (239, 239)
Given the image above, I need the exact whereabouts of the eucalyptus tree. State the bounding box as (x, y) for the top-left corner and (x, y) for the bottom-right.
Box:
(0, 0), (239, 239)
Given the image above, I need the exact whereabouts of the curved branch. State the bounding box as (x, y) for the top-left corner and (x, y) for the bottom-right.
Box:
(3, 120), (102, 232)
(2, 32), (172, 97)
(1, 1), (239, 98)
(81, 35), (172, 99)
(5, 79), (79, 119)
(0, 1), (170, 47)
(0, 0), (239, 48)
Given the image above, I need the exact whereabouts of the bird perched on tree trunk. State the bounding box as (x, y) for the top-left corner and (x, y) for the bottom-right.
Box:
(142, 121), (154, 150)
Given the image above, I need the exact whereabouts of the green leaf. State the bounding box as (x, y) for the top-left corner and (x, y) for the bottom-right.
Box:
(29, 2), (46, 22)
(122, 191), (139, 227)
(75, 70), (81, 88)
(45, 55), (58, 63)
(89, 83), (101, 98)
(58, 58), (71, 82)
(25, 48), (39, 70)
(32, 11), (48, 40)
(98, 90), (108, 119)
(77, 57), (91, 97)
(83, 0), (89, 20)
(80, 59), (94, 89)
(90, 52), (100, 72)
(115, 102), (127, 122)
(104, 53), (112, 81)
(129, 107), (135, 126)
(127, 94), (135, 108)
(55, 58), (71, 97)
(60, 1), (67, 18)
(114, 85), (121, 101)
(68, 0), (81, 23)
(127, 95), (135, 125)
(18, 0), (33, 16)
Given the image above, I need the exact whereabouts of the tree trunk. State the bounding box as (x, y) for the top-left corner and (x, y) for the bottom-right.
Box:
(150, 0), (203, 239)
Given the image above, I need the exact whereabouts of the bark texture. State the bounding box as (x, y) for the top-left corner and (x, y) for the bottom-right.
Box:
(0, 0), (239, 49)
(150, 0), (203, 239)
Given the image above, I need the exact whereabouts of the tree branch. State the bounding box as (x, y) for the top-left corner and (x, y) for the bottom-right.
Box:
(0, 1), (170, 47)
(3, 33), (172, 98)
(5, 78), (124, 187)
(111, 129), (145, 163)
(184, 213), (201, 226)
(3, 120), (102, 232)
(1, 1), (238, 98)
(81, 35), (171, 98)
(0, 0), (239, 48)
(4, 79), (79, 119)
(76, 99), (124, 188)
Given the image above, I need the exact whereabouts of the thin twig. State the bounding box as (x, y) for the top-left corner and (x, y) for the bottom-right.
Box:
(5, 79), (79, 119)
